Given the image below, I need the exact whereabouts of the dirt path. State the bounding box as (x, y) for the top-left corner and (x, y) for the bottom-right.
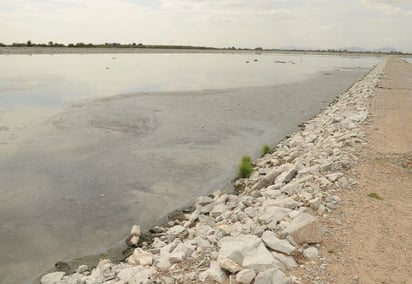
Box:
(317, 57), (412, 283)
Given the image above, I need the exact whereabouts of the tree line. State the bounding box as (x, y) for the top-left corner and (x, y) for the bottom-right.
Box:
(0, 41), (218, 49)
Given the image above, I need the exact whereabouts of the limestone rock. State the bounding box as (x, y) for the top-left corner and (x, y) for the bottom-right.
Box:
(127, 248), (153, 265)
(271, 252), (298, 269)
(272, 269), (293, 284)
(303, 247), (319, 259)
(258, 206), (290, 225)
(236, 269), (256, 284)
(40, 272), (66, 284)
(252, 168), (283, 191)
(254, 269), (274, 284)
(275, 167), (297, 185)
(207, 261), (228, 283)
(282, 213), (321, 244)
(166, 225), (186, 241)
(217, 235), (279, 273)
(261, 231), (296, 255)
(220, 258), (242, 273)
(266, 197), (302, 209)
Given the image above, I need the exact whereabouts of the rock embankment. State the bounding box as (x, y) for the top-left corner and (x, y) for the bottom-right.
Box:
(40, 59), (386, 284)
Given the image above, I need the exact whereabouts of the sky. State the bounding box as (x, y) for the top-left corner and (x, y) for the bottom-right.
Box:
(0, 0), (412, 52)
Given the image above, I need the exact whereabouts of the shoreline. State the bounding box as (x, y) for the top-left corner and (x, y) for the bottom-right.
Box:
(1, 59), (370, 284)
(0, 46), (394, 57)
(38, 57), (401, 283)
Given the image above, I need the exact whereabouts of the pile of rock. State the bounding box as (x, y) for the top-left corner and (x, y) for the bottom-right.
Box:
(40, 60), (386, 284)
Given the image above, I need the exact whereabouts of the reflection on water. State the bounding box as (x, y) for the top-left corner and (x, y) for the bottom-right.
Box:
(0, 53), (380, 107)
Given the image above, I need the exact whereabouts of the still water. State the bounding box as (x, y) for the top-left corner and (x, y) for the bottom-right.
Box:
(0, 53), (380, 107)
(0, 53), (380, 283)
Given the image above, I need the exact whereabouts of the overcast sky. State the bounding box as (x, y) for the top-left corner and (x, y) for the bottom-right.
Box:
(1, 0), (411, 52)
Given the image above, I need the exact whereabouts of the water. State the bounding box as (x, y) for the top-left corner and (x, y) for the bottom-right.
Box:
(0, 53), (379, 108)
(0, 53), (380, 283)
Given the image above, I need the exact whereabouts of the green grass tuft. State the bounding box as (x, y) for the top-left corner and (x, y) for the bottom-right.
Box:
(261, 144), (271, 157)
(368, 192), (383, 200)
(238, 155), (253, 178)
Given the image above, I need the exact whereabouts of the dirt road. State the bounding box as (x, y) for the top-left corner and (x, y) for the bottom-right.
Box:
(319, 57), (412, 283)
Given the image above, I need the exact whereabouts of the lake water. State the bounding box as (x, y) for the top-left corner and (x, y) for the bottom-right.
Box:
(0, 53), (380, 283)
(0, 53), (379, 108)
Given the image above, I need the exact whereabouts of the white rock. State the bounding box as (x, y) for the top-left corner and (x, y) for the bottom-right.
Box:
(207, 261), (228, 283)
(271, 252), (298, 269)
(261, 231), (296, 255)
(198, 214), (216, 226)
(167, 225), (186, 241)
(266, 197), (302, 209)
(282, 213), (321, 244)
(280, 183), (301, 195)
(127, 248), (153, 266)
(220, 258), (242, 273)
(272, 269), (293, 284)
(196, 196), (214, 206)
(155, 255), (172, 270)
(236, 268), (256, 284)
(217, 235), (279, 273)
(40, 272), (66, 284)
(210, 203), (227, 218)
(254, 269), (274, 284)
(258, 206), (290, 225)
(152, 237), (167, 249)
(261, 189), (282, 199)
(303, 247), (319, 259)
(242, 242), (280, 273)
(244, 207), (258, 218)
(193, 236), (212, 248)
(129, 235), (139, 246)
(117, 266), (144, 282)
(275, 167), (297, 185)
(77, 265), (88, 274)
(252, 168), (283, 191)
(309, 197), (321, 210)
(195, 223), (213, 237)
(130, 224), (142, 236)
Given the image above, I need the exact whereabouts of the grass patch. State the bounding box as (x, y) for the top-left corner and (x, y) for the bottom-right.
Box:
(368, 192), (383, 200)
(328, 249), (335, 254)
(238, 155), (253, 178)
(261, 144), (271, 157)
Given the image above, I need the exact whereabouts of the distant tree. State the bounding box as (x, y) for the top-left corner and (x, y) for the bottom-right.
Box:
(68, 43), (74, 47)
(27, 40), (32, 46)
(255, 47), (263, 51)
(12, 42), (26, 47)
(48, 41), (53, 46)
(0, 43), (5, 47)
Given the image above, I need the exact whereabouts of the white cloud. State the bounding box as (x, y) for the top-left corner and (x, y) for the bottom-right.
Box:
(361, 0), (412, 15)
(0, 0), (411, 52)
